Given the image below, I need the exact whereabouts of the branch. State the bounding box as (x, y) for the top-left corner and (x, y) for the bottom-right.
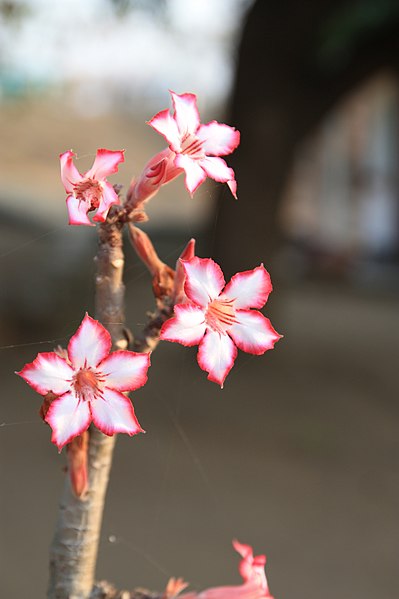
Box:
(47, 214), (174, 597)
(48, 218), (127, 598)
(131, 305), (173, 354)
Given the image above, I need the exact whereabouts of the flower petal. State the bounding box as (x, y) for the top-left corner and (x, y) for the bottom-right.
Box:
(229, 310), (281, 355)
(99, 350), (150, 392)
(199, 156), (235, 184)
(233, 539), (254, 561)
(86, 148), (124, 180)
(17, 352), (74, 395)
(233, 540), (269, 593)
(60, 150), (82, 193)
(182, 256), (225, 307)
(45, 391), (91, 450)
(148, 108), (182, 151)
(174, 154), (207, 195)
(92, 181), (120, 222)
(171, 91), (200, 136)
(66, 195), (93, 226)
(222, 265), (272, 309)
(160, 303), (206, 346)
(197, 121), (240, 156)
(91, 387), (144, 436)
(197, 329), (237, 387)
(227, 178), (238, 199)
(68, 314), (112, 369)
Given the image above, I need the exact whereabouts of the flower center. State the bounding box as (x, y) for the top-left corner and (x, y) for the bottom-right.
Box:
(205, 297), (237, 333)
(180, 133), (204, 159)
(73, 368), (104, 402)
(73, 178), (102, 210)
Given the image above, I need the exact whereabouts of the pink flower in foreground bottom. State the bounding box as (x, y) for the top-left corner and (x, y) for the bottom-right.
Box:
(17, 314), (149, 450)
(168, 540), (274, 599)
(60, 148), (124, 225)
(233, 540), (272, 596)
(148, 91), (240, 197)
(160, 257), (281, 387)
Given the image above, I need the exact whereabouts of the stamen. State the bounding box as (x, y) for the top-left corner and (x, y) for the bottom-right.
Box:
(73, 178), (102, 210)
(73, 368), (103, 402)
(206, 298), (236, 333)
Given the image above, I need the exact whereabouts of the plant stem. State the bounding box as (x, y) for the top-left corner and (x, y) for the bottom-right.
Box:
(48, 220), (126, 599)
(47, 216), (172, 597)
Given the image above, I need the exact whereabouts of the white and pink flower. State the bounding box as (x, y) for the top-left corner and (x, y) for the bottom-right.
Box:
(233, 540), (271, 596)
(160, 257), (281, 387)
(148, 91), (240, 197)
(17, 314), (150, 450)
(167, 540), (274, 599)
(60, 148), (125, 225)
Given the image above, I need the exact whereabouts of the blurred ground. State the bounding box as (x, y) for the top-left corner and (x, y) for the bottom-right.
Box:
(0, 232), (398, 599)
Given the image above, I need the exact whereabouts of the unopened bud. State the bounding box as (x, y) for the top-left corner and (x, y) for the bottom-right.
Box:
(67, 432), (89, 498)
(129, 224), (175, 303)
(127, 149), (182, 212)
(173, 238), (196, 305)
(128, 225), (164, 277)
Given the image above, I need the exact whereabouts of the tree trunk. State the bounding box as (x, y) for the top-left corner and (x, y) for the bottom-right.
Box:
(214, 0), (399, 273)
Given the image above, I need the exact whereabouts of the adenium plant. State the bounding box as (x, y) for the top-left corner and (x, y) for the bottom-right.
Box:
(17, 90), (281, 599)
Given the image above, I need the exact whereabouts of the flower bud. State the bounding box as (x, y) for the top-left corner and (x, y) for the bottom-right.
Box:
(172, 238), (196, 305)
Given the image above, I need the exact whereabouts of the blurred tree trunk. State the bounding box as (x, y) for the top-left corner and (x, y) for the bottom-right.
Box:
(214, 0), (399, 274)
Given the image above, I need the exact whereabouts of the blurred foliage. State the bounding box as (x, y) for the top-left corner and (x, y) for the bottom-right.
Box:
(0, 0), (29, 21)
(318, 0), (399, 69)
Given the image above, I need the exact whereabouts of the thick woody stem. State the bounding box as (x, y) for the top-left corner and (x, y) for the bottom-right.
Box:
(48, 219), (127, 599)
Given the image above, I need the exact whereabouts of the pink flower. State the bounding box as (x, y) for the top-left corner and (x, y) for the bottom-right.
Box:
(148, 91), (240, 197)
(170, 540), (274, 599)
(60, 148), (125, 225)
(233, 540), (271, 595)
(160, 257), (281, 387)
(17, 314), (150, 450)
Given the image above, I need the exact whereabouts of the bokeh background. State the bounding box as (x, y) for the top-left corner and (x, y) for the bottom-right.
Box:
(1, 1), (398, 597)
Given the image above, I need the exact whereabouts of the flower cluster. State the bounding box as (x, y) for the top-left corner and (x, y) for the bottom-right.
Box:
(20, 90), (281, 441)
(61, 91), (240, 225)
